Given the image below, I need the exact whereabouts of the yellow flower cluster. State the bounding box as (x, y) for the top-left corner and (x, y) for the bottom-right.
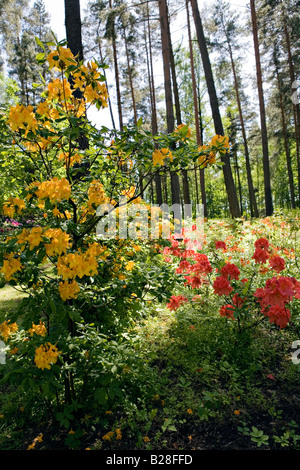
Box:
(35, 177), (71, 203)
(56, 243), (101, 281)
(87, 180), (109, 211)
(17, 226), (44, 251)
(8, 104), (38, 136)
(0, 255), (22, 281)
(47, 77), (73, 103)
(73, 60), (109, 107)
(28, 321), (47, 337)
(34, 342), (60, 370)
(44, 228), (70, 257)
(102, 428), (122, 441)
(0, 320), (18, 341)
(58, 279), (80, 301)
(47, 46), (75, 71)
(197, 135), (229, 167)
(2, 197), (26, 218)
(152, 148), (173, 166)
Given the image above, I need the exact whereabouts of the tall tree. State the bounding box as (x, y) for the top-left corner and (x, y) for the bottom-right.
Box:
(158, 0), (181, 209)
(190, 0), (241, 218)
(208, 0), (259, 217)
(250, 0), (273, 216)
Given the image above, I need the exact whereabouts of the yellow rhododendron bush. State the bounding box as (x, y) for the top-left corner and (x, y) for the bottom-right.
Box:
(0, 37), (228, 418)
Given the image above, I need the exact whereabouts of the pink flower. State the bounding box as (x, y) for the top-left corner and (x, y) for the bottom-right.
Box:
(213, 276), (233, 296)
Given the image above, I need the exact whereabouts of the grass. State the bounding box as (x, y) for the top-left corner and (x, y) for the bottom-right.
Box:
(0, 284), (28, 320)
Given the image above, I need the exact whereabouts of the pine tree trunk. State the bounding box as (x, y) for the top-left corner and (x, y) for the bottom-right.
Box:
(158, 0), (181, 209)
(274, 47), (296, 209)
(108, 0), (123, 132)
(186, 0), (207, 217)
(64, 0), (89, 151)
(281, 3), (300, 205)
(146, 1), (163, 205)
(250, 0), (273, 216)
(123, 26), (137, 125)
(227, 42), (259, 217)
(190, 0), (241, 218)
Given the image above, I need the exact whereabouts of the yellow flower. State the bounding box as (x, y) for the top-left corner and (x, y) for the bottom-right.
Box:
(187, 408), (193, 414)
(28, 321), (47, 337)
(47, 46), (75, 70)
(47, 78), (73, 102)
(115, 428), (122, 440)
(0, 256), (23, 282)
(35, 177), (71, 203)
(143, 436), (150, 442)
(125, 261), (135, 271)
(2, 197), (26, 218)
(0, 320), (18, 341)
(8, 104), (38, 135)
(34, 343), (60, 370)
(152, 148), (172, 166)
(102, 431), (114, 441)
(44, 228), (71, 257)
(234, 410), (240, 415)
(58, 280), (80, 301)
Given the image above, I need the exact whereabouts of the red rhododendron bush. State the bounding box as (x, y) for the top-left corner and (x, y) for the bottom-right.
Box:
(164, 219), (300, 331)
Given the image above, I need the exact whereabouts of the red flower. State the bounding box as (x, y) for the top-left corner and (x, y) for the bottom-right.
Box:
(221, 262), (240, 280)
(167, 295), (189, 311)
(263, 304), (291, 329)
(219, 304), (235, 319)
(186, 275), (203, 289)
(213, 276), (233, 296)
(192, 253), (212, 275)
(269, 255), (285, 273)
(254, 276), (296, 309)
(215, 240), (227, 251)
(232, 293), (244, 307)
(175, 260), (191, 274)
(255, 237), (270, 250)
(252, 248), (270, 264)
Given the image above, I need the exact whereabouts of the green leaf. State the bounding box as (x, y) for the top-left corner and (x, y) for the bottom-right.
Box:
(35, 37), (45, 50)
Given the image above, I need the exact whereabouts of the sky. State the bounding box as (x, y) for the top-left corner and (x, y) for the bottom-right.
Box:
(40, 0), (255, 128)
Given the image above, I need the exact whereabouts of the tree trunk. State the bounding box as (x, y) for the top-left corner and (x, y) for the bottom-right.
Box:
(108, 0), (123, 131)
(64, 0), (89, 151)
(190, 0), (241, 218)
(64, 0), (84, 62)
(281, 2), (300, 205)
(158, 0), (181, 209)
(146, 0), (163, 205)
(123, 25), (137, 125)
(274, 47), (296, 209)
(186, 0), (207, 217)
(250, 0), (273, 216)
(227, 41), (259, 217)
